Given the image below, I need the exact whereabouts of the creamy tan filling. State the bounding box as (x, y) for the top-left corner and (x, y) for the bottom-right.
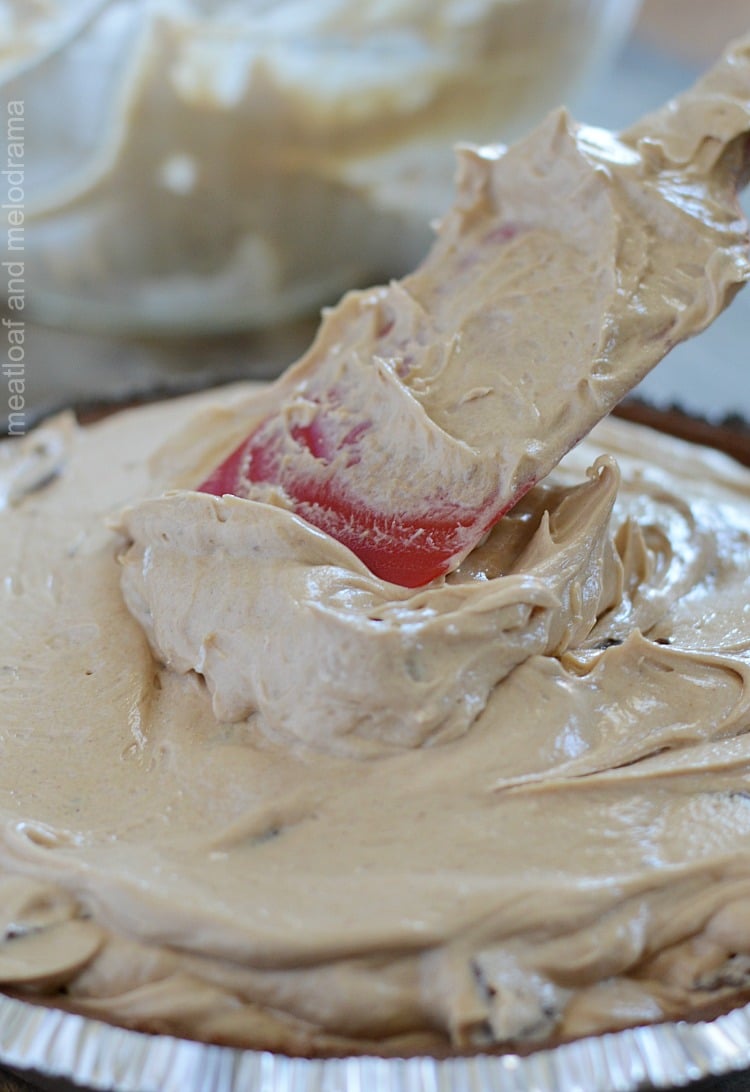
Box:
(1, 34), (749, 1058)
(1, 390), (750, 1055)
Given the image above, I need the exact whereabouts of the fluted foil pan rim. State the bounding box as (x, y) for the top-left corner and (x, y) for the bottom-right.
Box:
(2, 996), (750, 1091)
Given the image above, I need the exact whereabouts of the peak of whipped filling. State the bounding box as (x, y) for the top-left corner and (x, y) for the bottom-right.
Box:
(117, 456), (624, 753)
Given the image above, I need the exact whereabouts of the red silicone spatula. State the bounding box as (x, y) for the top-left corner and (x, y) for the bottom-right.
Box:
(200, 39), (750, 588)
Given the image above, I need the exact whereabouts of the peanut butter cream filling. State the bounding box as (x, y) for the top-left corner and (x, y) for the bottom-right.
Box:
(1, 389), (750, 1055)
(1, 32), (750, 1059)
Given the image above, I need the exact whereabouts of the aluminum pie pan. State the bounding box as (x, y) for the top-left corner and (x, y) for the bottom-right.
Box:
(2, 994), (750, 1091)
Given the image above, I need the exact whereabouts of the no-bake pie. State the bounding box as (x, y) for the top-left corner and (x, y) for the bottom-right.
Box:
(1, 33), (750, 1061)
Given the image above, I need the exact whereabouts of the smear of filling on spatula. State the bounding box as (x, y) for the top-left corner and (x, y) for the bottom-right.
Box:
(198, 41), (750, 587)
